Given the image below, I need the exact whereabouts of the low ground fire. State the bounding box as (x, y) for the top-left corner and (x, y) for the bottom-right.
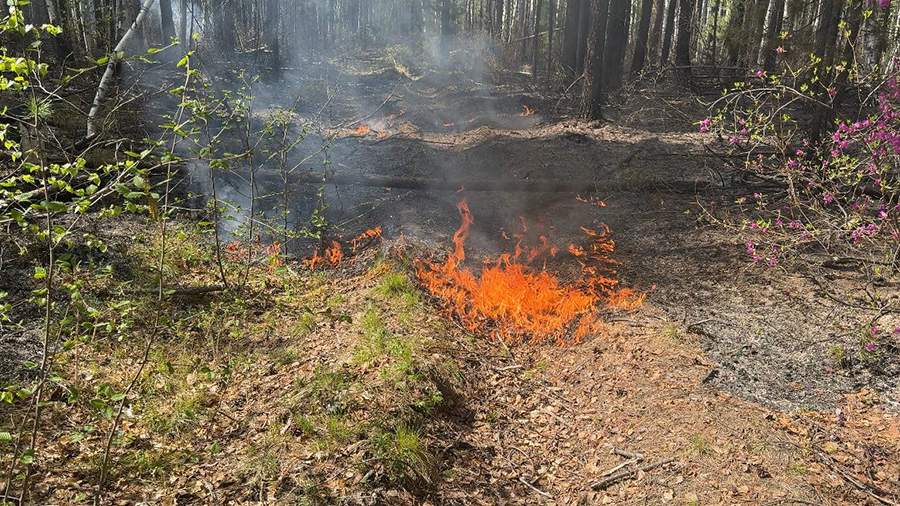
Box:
(416, 200), (644, 344)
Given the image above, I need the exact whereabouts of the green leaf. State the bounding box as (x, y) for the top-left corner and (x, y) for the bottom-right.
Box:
(0, 432), (11, 442)
(33, 266), (46, 280)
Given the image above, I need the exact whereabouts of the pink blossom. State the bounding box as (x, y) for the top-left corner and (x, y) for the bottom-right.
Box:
(823, 193), (834, 205)
(776, 47), (785, 55)
(878, 0), (890, 9)
(864, 342), (878, 353)
(755, 69), (766, 79)
(698, 118), (711, 133)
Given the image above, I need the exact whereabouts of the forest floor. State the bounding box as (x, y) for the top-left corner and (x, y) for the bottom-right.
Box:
(3, 44), (900, 504)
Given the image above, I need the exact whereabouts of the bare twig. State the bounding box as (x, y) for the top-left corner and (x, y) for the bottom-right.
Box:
(590, 458), (675, 490)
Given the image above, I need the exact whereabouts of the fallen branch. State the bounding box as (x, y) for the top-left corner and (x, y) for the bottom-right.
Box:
(130, 285), (227, 297)
(590, 458), (675, 490)
(519, 476), (553, 499)
(815, 451), (898, 506)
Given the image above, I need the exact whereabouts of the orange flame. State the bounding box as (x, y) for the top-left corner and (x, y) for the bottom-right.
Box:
(416, 201), (642, 344)
(350, 226), (383, 251)
(354, 123), (371, 136)
(521, 105), (536, 117)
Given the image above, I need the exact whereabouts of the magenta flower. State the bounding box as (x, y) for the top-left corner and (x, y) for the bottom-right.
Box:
(878, 0), (890, 9)
(864, 342), (878, 353)
(776, 47), (785, 55)
(823, 193), (834, 205)
(698, 118), (711, 133)
(755, 69), (766, 79)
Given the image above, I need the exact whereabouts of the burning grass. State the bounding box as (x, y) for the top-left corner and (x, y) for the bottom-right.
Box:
(416, 201), (644, 345)
(303, 227), (383, 270)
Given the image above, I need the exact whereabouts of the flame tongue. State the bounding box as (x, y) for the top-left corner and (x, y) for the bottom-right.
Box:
(417, 200), (643, 344)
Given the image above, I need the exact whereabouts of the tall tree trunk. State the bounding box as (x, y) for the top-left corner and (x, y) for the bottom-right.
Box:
(547, 0), (556, 76)
(659, 0), (677, 65)
(705, 0), (720, 63)
(159, 0), (175, 41)
(673, 0), (694, 80)
(603, 0), (630, 90)
(813, 0), (842, 67)
(581, 0), (611, 119)
(532, 0), (544, 79)
(872, 3), (891, 69)
(440, 0), (452, 59)
(267, 0), (280, 72)
(758, 0), (784, 69)
(647, 0), (666, 64)
(630, 0), (654, 74)
(178, 0), (188, 47)
(746, 0), (770, 66)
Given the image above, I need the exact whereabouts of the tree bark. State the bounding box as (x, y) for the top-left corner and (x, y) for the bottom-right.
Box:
(603, 0), (630, 90)
(674, 0), (695, 81)
(547, 0), (556, 77)
(581, 0), (611, 119)
(159, 0), (175, 41)
(532, 0), (544, 80)
(659, 0), (677, 65)
(630, 0), (654, 74)
(758, 0), (784, 69)
(647, 0), (666, 64)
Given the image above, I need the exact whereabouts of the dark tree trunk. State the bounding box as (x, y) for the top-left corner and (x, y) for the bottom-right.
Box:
(440, 0), (452, 59)
(674, 0), (695, 80)
(747, 0), (770, 65)
(178, 0), (188, 47)
(563, 0), (591, 73)
(547, 0), (556, 76)
(647, 0), (666, 64)
(705, 0), (720, 63)
(159, 0), (175, 41)
(813, 0), (842, 67)
(562, 0), (580, 69)
(581, 0), (611, 119)
(873, 4), (891, 67)
(724, 0), (746, 67)
(630, 0), (654, 74)
(267, 0), (280, 72)
(759, 0), (784, 69)
(603, 0), (630, 90)
(659, 0), (677, 65)
(532, 0), (544, 80)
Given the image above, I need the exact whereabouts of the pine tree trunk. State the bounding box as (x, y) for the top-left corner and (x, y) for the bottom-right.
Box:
(603, 0), (630, 90)
(673, 0), (694, 80)
(758, 0), (784, 69)
(630, 0), (654, 74)
(647, 0), (666, 64)
(532, 0), (544, 79)
(659, 0), (677, 65)
(581, 0), (611, 119)
(159, 0), (175, 40)
(547, 0), (556, 76)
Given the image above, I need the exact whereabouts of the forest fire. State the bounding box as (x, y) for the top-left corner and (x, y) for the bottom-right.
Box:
(416, 201), (644, 344)
(303, 227), (383, 270)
